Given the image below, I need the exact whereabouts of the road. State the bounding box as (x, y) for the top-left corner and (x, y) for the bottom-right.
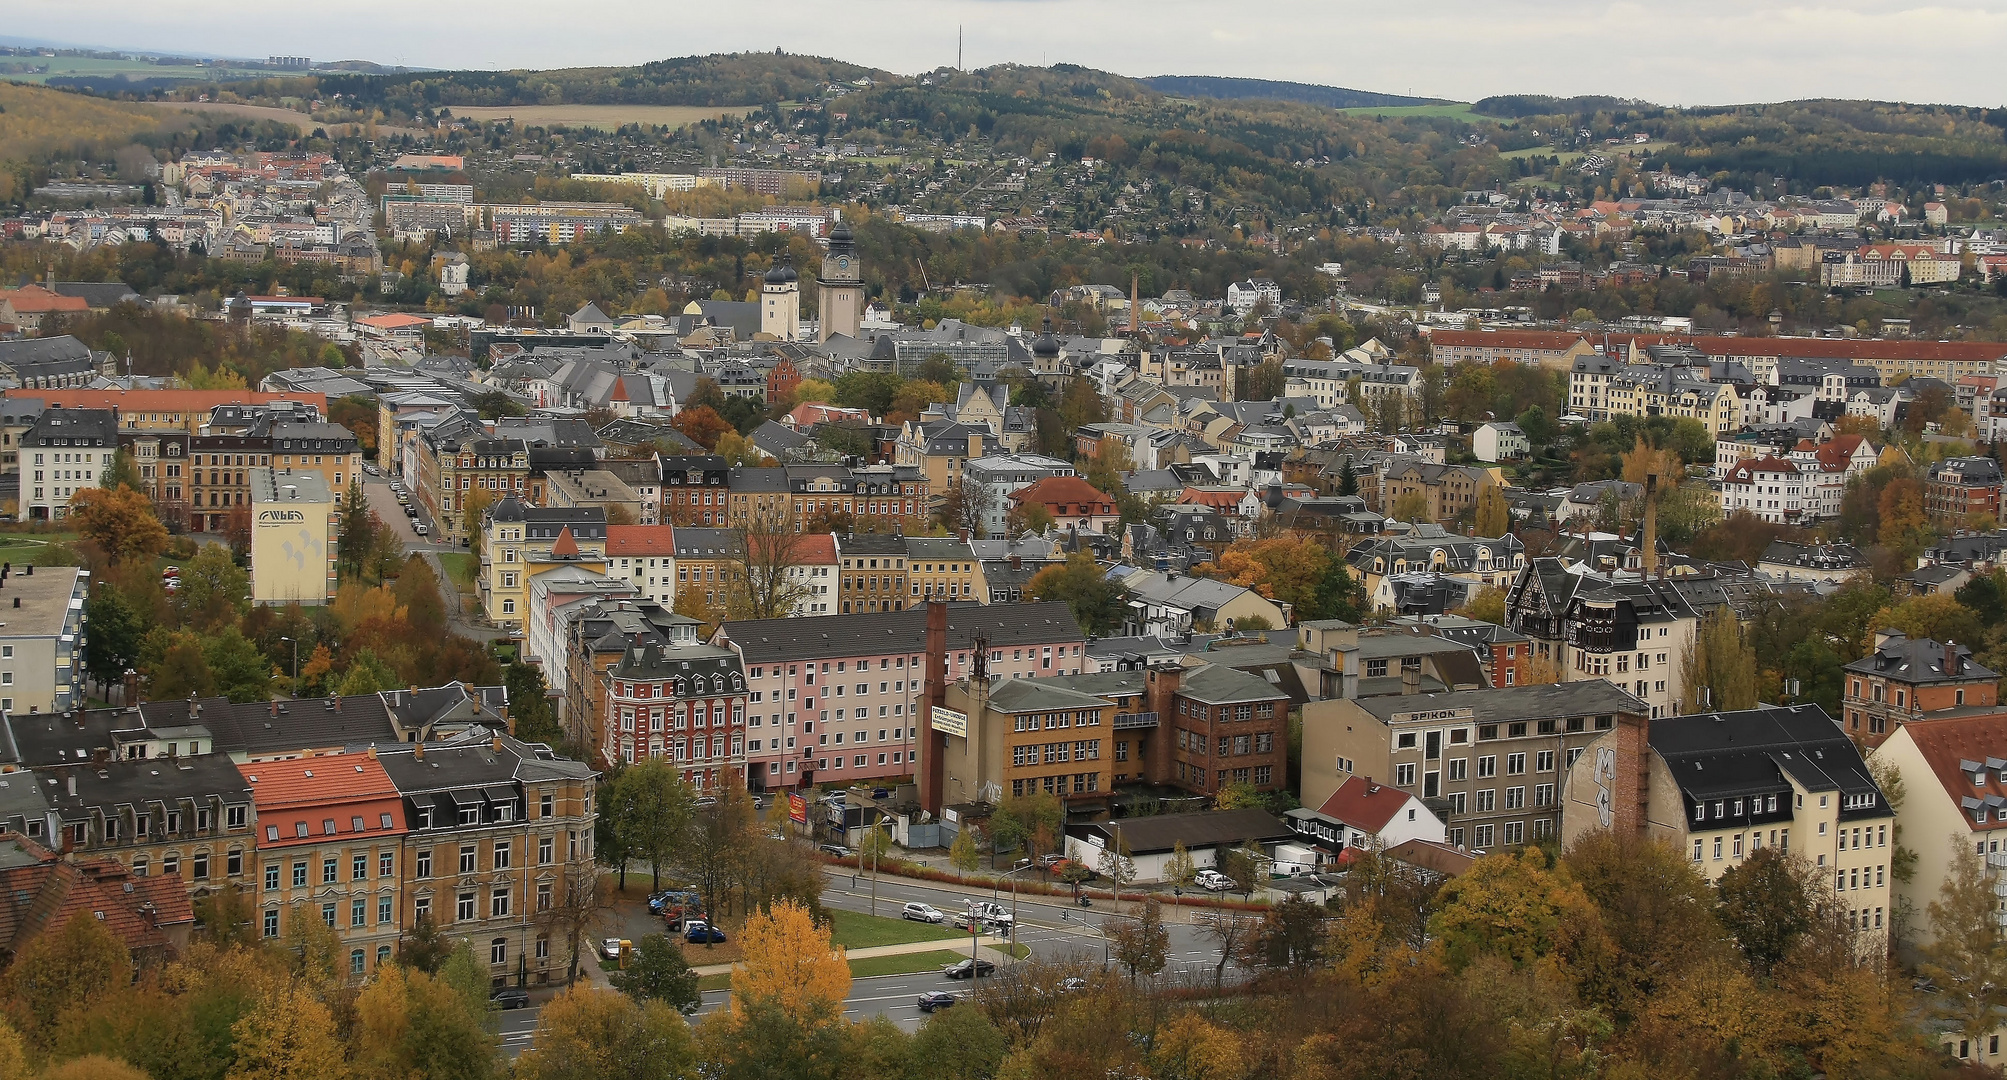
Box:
(496, 866), (1239, 1052)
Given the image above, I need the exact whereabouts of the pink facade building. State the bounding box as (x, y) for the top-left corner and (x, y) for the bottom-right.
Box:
(713, 602), (1088, 791)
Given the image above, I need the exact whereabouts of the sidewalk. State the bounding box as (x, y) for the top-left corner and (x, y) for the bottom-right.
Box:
(687, 933), (1009, 977)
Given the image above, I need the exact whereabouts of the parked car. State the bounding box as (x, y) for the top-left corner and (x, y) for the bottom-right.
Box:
(916, 991), (957, 1013)
(901, 903), (945, 924)
(942, 958), (996, 980)
(1059, 977), (1088, 992)
(160, 566), (180, 579)
(599, 938), (631, 962)
(684, 920), (728, 944)
(1193, 869), (1235, 892)
(1038, 853), (1066, 867)
(162, 578), (180, 592)
(404, 506), (419, 518)
(963, 901), (1013, 927)
(950, 911), (985, 932)
(818, 843), (852, 858)
(414, 523), (429, 536)
(490, 988), (530, 1010)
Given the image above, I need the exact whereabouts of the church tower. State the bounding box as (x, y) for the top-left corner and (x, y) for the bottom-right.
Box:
(818, 220), (864, 342)
(761, 256), (800, 341)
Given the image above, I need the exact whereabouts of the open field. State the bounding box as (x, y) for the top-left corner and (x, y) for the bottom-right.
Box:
(847, 949), (971, 979)
(1336, 102), (1483, 122)
(437, 552), (478, 589)
(137, 100), (429, 139)
(446, 105), (745, 131)
(0, 532), (80, 567)
(0, 56), (274, 86)
(828, 908), (964, 950)
(1499, 140), (1672, 162)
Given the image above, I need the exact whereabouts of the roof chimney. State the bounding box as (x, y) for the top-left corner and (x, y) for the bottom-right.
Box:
(1947, 641), (1961, 676)
(413, 743), (424, 761)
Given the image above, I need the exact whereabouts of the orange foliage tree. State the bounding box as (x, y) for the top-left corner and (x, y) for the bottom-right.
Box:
(727, 899), (849, 1026)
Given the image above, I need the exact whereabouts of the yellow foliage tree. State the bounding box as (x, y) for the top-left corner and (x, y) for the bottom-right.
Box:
(518, 986), (697, 1080)
(1150, 1013), (1249, 1080)
(1474, 484), (1510, 538)
(729, 899), (850, 1026)
(1388, 490), (1430, 524)
(226, 983), (350, 1080)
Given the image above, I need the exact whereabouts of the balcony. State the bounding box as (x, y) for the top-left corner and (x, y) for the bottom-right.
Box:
(1113, 711), (1159, 730)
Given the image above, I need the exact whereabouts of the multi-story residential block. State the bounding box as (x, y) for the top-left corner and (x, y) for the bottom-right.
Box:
(1507, 557), (1731, 720)
(835, 532), (910, 614)
(1841, 632), (1999, 748)
(1385, 614), (1533, 689)
(41, 752), (256, 897)
(1562, 704), (1893, 944)
(938, 677), (1116, 803)
(668, 527), (742, 613)
(962, 454), (1076, 540)
(241, 752), (407, 978)
(188, 430), (276, 535)
(1007, 476), (1119, 537)
(1376, 459), (1496, 523)
(380, 735), (596, 987)
(269, 422), (360, 504)
(480, 501), (609, 629)
(1305, 681), (1648, 851)
(1345, 525), (1524, 608)
(249, 468), (337, 606)
(605, 525), (678, 608)
(1428, 330), (1597, 370)
(1926, 456), (2004, 529)
(662, 455), (730, 525)
(1718, 456), (1806, 524)
(7, 388), (324, 434)
(600, 621), (749, 786)
(1293, 619), (1490, 699)
(0, 564), (90, 715)
(903, 535), (980, 605)
(552, 600), (689, 767)
(717, 601), (1088, 792)
(1871, 714), (2007, 952)
(22, 406), (117, 521)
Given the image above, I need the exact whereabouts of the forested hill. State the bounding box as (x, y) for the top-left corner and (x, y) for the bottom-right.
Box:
(234, 52), (896, 109)
(1141, 75), (1437, 110)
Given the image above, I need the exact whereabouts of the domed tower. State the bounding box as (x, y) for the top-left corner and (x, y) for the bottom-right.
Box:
(817, 220), (864, 342)
(761, 256), (800, 341)
(1030, 317), (1062, 372)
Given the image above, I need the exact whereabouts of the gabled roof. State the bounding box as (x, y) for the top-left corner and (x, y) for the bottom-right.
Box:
(1314, 775), (1414, 834)
(1896, 714), (2007, 832)
(607, 525), (678, 556)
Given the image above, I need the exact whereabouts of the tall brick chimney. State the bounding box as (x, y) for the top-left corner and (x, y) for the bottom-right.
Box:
(1142, 664), (1180, 787)
(918, 601), (949, 814)
(1599, 710), (1652, 836)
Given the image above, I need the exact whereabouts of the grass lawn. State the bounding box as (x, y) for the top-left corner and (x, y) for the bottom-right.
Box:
(437, 552), (478, 588)
(828, 908), (964, 950)
(848, 949), (969, 979)
(0, 532), (80, 567)
(1336, 102), (1482, 123)
(697, 973), (732, 992)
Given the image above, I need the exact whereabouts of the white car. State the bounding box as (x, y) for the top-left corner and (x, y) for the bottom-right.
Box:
(1193, 870), (1236, 892)
(963, 901), (1012, 926)
(413, 522), (429, 536)
(901, 902), (945, 924)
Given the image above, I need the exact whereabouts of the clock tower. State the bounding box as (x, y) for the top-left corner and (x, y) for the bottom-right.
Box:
(818, 219), (864, 342)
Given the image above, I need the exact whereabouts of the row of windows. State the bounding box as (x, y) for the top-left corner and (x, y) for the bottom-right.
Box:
(1010, 772), (1102, 797)
(1009, 741), (1102, 766)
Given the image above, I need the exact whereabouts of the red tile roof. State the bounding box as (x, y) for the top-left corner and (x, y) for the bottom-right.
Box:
(239, 754), (407, 849)
(1428, 330), (1590, 351)
(551, 526), (581, 559)
(4, 389), (326, 414)
(607, 525), (677, 556)
(1314, 775), (1411, 834)
(1895, 714), (2007, 832)
(0, 834), (193, 957)
(1011, 476), (1114, 509)
(1723, 456), (1798, 484)
(794, 533), (838, 563)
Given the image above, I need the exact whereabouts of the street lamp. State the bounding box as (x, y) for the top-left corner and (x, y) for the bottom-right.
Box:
(866, 817), (895, 918)
(1058, 908), (1109, 968)
(278, 636), (300, 694)
(994, 861), (1036, 952)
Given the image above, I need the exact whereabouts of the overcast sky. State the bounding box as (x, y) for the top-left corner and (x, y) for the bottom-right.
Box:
(14, 0), (2007, 107)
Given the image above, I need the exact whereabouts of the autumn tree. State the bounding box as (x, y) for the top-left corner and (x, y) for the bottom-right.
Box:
(725, 510), (813, 621)
(729, 899), (850, 1026)
(1108, 898), (1170, 982)
(1679, 605), (1757, 714)
(1389, 489), (1430, 523)
(176, 542), (249, 632)
(67, 485), (167, 566)
(462, 486), (495, 556)
(1714, 847), (1817, 975)
(1428, 846), (1607, 976)
(1877, 476), (1932, 559)
(607, 934), (701, 1015)
(1195, 536), (1332, 616)
(540, 848), (614, 984)
(1474, 483), (1510, 537)
(226, 983), (349, 1080)
(1869, 592), (1984, 648)
(351, 963), (495, 1080)
(1024, 551), (1128, 635)
(671, 406), (733, 451)
(605, 760), (696, 892)
(517, 986), (698, 1080)
(3, 914), (130, 1045)
(337, 482), (379, 581)
(950, 824), (982, 873)
(1921, 837), (2007, 1052)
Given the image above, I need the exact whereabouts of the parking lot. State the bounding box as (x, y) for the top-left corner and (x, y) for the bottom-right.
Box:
(362, 471), (435, 546)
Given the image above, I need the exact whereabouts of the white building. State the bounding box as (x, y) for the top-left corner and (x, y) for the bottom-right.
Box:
(0, 564), (89, 715)
(249, 468), (337, 606)
(1225, 278), (1281, 318)
(1283, 774), (1447, 857)
(22, 406), (118, 522)
(1472, 421), (1529, 462)
(1719, 456), (1806, 524)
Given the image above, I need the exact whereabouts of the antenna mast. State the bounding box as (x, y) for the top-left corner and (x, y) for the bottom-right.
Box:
(958, 26), (963, 71)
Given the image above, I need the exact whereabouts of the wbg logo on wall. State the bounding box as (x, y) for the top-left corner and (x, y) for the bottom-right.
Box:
(257, 509), (307, 527)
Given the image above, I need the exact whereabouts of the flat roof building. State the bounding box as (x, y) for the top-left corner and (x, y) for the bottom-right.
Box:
(249, 468), (337, 605)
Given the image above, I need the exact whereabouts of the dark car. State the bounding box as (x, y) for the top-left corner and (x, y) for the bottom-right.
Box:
(490, 988), (531, 1010)
(916, 990), (956, 1013)
(819, 843), (852, 858)
(685, 920), (728, 944)
(942, 958), (996, 980)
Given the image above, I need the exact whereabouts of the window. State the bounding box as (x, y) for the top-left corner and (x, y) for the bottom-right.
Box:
(459, 845), (476, 874)
(263, 909), (280, 938)
(379, 895), (393, 925)
(491, 888), (511, 918)
(457, 891), (476, 922)
(292, 860), (308, 888)
(322, 858), (338, 884)
(491, 938), (508, 965)
(1506, 753), (1526, 775)
(265, 864), (279, 891)
(321, 902), (337, 928)
(494, 840), (511, 869)
(416, 849), (432, 878)
(1536, 750), (1555, 772)
(351, 898), (367, 928)
(539, 836), (554, 865)
(1475, 789), (1496, 812)
(1477, 755), (1497, 778)
(353, 854), (368, 880)
(1395, 763), (1416, 786)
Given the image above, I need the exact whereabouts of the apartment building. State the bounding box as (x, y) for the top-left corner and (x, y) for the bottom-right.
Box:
(1562, 705), (1893, 944)
(663, 455), (730, 525)
(1718, 456), (1807, 524)
(605, 525), (678, 607)
(1506, 558), (1727, 720)
(1428, 330), (1598, 369)
(600, 620), (750, 787)
(22, 406), (117, 521)
(1842, 632), (1999, 748)
(42, 753), (257, 897)
(1925, 456), (2004, 530)
(904, 535), (980, 604)
(379, 735), (596, 986)
(836, 532), (909, 614)
(242, 752), (408, 979)
(1871, 714), (2007, 950)
(1305, 681), (1648, 852)
(670, 527), (742, 612)
(716, 601), (1088, 792)
(270, 422), (360, 505)
(480, 501), (609, 629)
(5, 388), (324, 433)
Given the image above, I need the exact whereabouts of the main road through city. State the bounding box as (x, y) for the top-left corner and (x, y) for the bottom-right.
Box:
(498, 866), (1235, 1053)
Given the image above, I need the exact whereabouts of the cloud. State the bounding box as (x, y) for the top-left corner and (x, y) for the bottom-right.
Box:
(9, 0), (2006, 105)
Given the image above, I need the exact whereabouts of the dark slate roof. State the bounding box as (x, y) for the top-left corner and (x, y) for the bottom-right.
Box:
(720, 601), (1084, 664)
(607, 638), (746, 684)
(1648, 704), (1886, 823)
(1842, 633), (1996, 683)
(1351, 680), (1647, 723)
(40, 753), (255, 827)
(1067, 807), (1293, 856)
